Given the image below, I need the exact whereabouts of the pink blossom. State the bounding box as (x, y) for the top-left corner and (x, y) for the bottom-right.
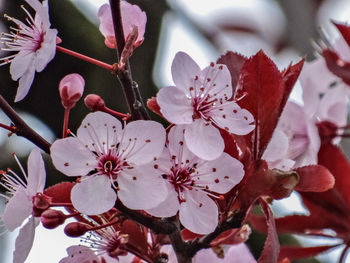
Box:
(50, 111), (167, 215)
(157, 52), (255, 160)
(98, 1), (146, 49)
(0, 148), (46, 263)
(59, 73), (85, 109)
(146, 125), (244, 234)
(0, 0), (58, 102)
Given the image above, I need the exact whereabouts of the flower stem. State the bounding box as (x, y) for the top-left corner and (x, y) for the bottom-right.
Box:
(102, 106), (131, 120)
(62, 108), (70, 138)
(56, 45), (114, 71)
(0, 95), (51, 153)
(0, 122), (17, 133)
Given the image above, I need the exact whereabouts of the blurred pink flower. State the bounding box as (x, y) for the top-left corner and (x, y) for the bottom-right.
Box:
(0, 0), (57, 102)
(50, 111), (167, 215)
(157, 52), (255, 160)
(59, 73), (85, 109)
(0, 148), (46, 263)
(146, 125), (244, 234)
(98, 1), (146, 49)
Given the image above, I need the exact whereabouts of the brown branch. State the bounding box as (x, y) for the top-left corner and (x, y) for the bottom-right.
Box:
(0, 95), (51, 154)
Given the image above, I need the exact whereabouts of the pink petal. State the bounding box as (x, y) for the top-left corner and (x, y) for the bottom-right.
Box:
(201, 63), (232, 99)
(196, 152), (244, 194)
(26, 148), (46, 196)
(184, 119), (224, 160)
(171, 52), (201, 95)
(15, 67), (36, 102)
(13, 216), (40, 263)
(179, 190), (218, 234)
(118, 165), (168, 210)
(225, 243), (257, 263)
(157, 86), (194, 124)
(59, 73), (85, 97)
(77, 112), (122, 154)
(34, 28), (57, 72)
(50, 137), (98, 177)
(3, 188), (32, 231)
(263, 129), (289, 162)
(10, 52), (34, 81)
(145, 183), (180, 217)
(25, 0), (50, 28)
(167, 125), (196, 163)
(98, 4), (114, 37)
(71, 176), (116, 215)
(119, 120), (165, 165)
(59, 245), (98, 263)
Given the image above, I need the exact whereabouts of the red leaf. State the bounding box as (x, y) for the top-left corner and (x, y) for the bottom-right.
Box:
(294, 165), (334, 192)
(279, 245), (339, 261)
(121, 220), (149, 254)
(333, 21), (350, 47)
(44, 182), (74, 203)
(238, 50), (285, 160)
(322, 49), (350, 85)
(217, 51), (247, 94)
(258, 198), (280, 263)
(220, 129), (239, 159)
(146, 97), (163, 117)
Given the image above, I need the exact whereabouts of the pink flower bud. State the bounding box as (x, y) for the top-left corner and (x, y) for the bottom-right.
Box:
(41, 209), (66, 229)
(59, 73), (85, 109)
(64, 222), (90, 237)
(84, 94), (105, 111)
(98, 2), (147, 49)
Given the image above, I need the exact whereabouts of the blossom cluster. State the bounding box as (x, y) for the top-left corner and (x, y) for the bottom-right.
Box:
(0, 0), (350, 263)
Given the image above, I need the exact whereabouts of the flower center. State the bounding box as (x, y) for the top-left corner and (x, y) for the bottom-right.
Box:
(106, 232), (128, 259)
(97, 152), (121, 179)
(168, 167), (195, 202)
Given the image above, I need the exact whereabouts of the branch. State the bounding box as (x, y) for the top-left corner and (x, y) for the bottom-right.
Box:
(109, 0), (149, 120)
(0, 95), (51, 154)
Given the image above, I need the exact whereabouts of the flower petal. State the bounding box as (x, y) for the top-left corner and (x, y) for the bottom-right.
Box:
(201, 63), (232, 99)
(179, 190), (218, 234)
(26, 148), (46, 195)
(77, 111), (122, 154)
(25, 0), (50, 28)
(196, 152), (244, 194)
(34, 28), (57, 72)
(119, 120), (165, 165)
(3, 188), (32, 231)
(171, 52), (201, 95)
(50, 137), (98, 177)
(157, 86), (193, 124)
(71, 176), (116, 215)
(118, 165), (168, 210)
(15, 67), (36, 102)
(10, 51), (34, 81)
(184, 119), (224, 160)
(168, 125), (196, 163)
(13, 216), (40, 263)
(59, 245), (99, 263)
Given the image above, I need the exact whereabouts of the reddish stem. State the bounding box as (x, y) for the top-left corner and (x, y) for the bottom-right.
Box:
(56, 45), (114, 71)
(0, 122), (17, 133)
(62, 108), (70, 138)
(102, 106), (131, 120)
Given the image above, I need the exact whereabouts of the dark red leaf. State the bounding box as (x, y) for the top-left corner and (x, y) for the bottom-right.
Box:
(258, 198), (280, 263)
(220, 129), (239, 159)
(146, 97), (163, 117)
(294, 165), (334, 192)
(322, 49), (350, 85)
(217, 51), (247, 94)
(238, 50), (285, 160)
(333, 21), (350, 47)
(121, 220), (149, 254)
(44, 182), (74, 203)
(279, 245), (340, 261)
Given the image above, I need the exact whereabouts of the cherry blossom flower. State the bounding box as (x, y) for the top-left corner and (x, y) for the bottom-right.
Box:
(0, 0), (58, 102)
(146, 125), (244, 234)
(157, 52), (255, 160)
(50, 111), (167, 215)
(98, 1), (146, 49)
(59, 73), (85, 109)
(0, 148), (46, 263)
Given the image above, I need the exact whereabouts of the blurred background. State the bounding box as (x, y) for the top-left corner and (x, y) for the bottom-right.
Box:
(0, 0), (350, 262)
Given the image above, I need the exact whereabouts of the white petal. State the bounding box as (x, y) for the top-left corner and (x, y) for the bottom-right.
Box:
(71, 176), (116, 215)
(13, 217), (40, 263)
(3, 188), (32, 231)
(27, 148), (46, 195)
(118, 165), (168, 210)
(10, 52), (34, 81)
(157, 86), (194, 124)
(50, 137), (98, 177)
(26, 0), (50, 28)
(196, 152), (244, 194)
(179, 190), (218, 234)
(145, 183), (180, 217)
(184, 119), (224, 160)
(77, 111), (122, 154)
(15, 67), (36, 102)
(171, 52), (201, 95)
(60, 245), (98, 263)
(34, 28), (57, 72)
(201, 63), (232, 99)
(119, 120), (165, 165)
(168, 125), (196, 164)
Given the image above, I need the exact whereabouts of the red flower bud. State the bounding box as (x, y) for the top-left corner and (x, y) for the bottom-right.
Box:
(64, 222), (90, 237)
(41, 209), (66, 229)
(32, 193), (52, 217)
(84, 94), (105, 111)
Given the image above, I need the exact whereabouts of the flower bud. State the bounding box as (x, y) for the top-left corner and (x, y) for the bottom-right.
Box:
(59, 73), (85, 109)
(41, 209), (66, 229)
(32, 193), (52, 217)
(64, 222), (90, 237)
(84, 94), (105, 111)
